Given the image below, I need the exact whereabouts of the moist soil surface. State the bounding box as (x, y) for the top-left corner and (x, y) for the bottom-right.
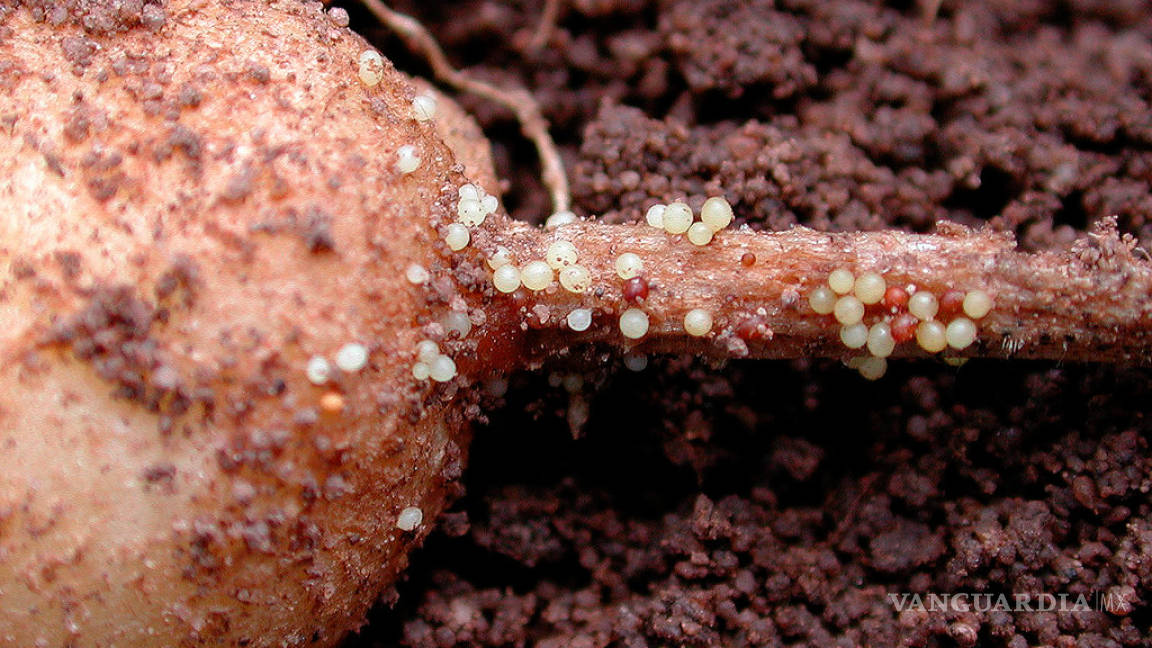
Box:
(340, 1), (1152, 646)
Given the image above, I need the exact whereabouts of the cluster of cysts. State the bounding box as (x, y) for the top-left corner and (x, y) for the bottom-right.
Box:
(304, 342), (370, 413)
(359, 50), (439, 176)
(350, 51), (488, 532)
(807, 269), (993, 379)
(411, 339), (458, 383)
(358, 48), (998, 391)
(403, 183), (501, 384)
(483, 197), (735, 345)
(358, 45), (736, 380)
(447, 183), (501, 252)
(644, 197), (734, 247)
(305, 340), (425, 531)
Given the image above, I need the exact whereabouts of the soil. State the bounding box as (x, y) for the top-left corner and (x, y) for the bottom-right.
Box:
(339, 1), (1152, 646)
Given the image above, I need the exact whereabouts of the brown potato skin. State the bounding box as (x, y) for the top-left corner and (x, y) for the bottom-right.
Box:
(0, 2), (480, 646)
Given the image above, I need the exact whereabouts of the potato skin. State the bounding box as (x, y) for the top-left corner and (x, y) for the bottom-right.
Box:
(0, 2), (479, 646)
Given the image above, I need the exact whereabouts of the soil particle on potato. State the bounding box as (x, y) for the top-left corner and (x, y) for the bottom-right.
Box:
(304, 207), (337, 253)
(60, 34), (97, 69)
(177, 82), (202, 108)
(52, 250), (82, 281)
(8, 0), (167, 35)
(245, 61), (271, 85)
(142, 461), (177, 492)
(43, 285), (197, 425)
(222, 166), (255, 202)
(154, 254), (201, 306)
(154, 124), (204, 163)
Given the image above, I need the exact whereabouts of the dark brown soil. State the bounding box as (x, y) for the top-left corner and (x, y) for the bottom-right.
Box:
(340, 1), (1152, 646)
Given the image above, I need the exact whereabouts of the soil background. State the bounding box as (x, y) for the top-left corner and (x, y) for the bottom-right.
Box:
(337, 1), (1152, 646)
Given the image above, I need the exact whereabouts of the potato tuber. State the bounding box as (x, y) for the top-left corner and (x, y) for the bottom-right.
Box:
(2, 2), (1151, 648)
(0, 2), (485, 645)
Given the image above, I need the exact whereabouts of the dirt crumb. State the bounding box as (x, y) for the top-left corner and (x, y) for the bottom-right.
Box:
(43, 285), (195, 425)
(303, 207), (335, 253)
(11, 0), (167, 35)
